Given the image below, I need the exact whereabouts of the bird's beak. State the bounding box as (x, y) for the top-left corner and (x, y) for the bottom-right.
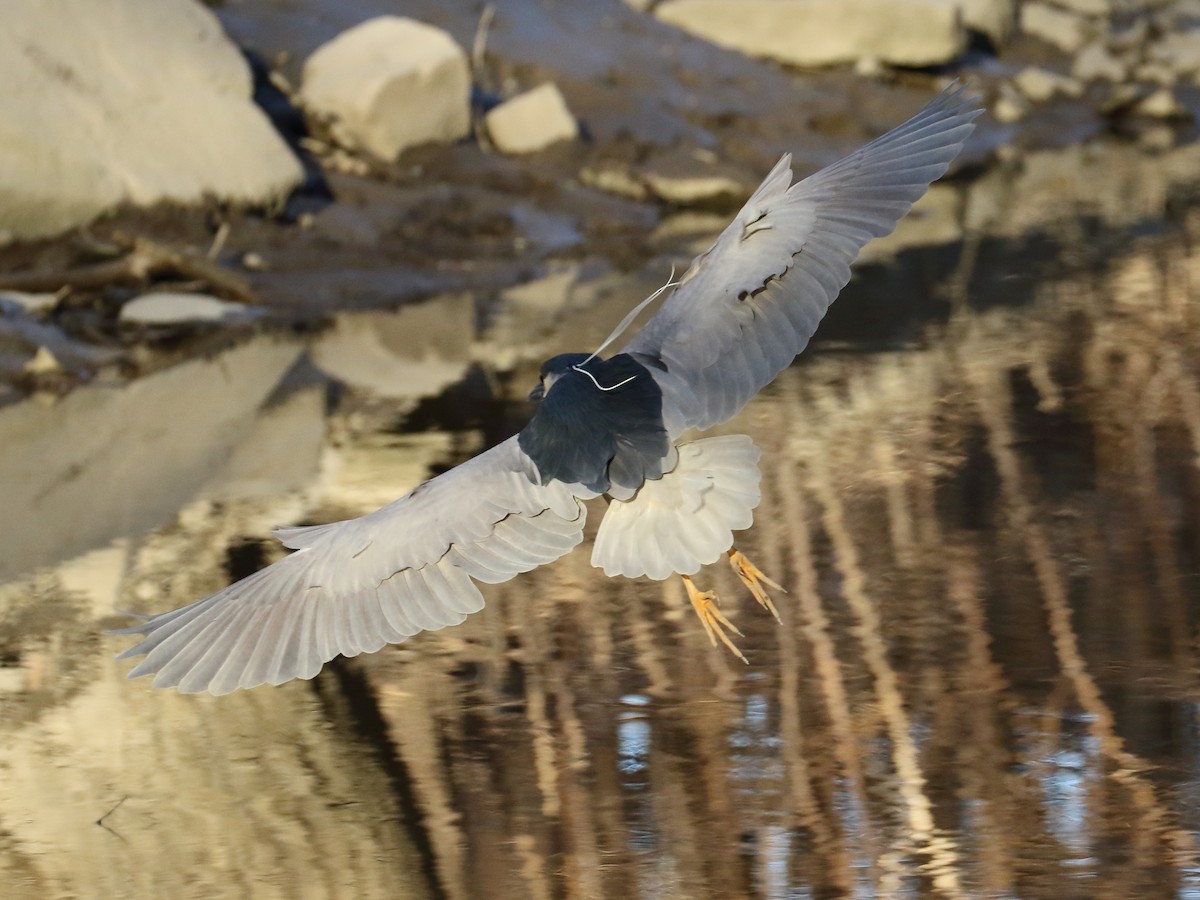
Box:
(528, 383), (544, 402)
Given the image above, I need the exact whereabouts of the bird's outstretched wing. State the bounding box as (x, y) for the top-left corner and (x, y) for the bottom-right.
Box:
(115, 436), (591, 695)
(622, 85), (981, 434)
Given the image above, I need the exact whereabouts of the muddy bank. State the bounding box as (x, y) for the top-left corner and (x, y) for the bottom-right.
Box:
(5, 1), (1200, 407)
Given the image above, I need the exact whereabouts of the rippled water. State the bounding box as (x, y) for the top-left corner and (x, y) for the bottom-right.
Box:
(5, 190), (1200, 897)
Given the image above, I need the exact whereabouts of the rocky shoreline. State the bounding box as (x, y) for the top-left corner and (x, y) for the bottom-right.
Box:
(3, 0), (1200, 406)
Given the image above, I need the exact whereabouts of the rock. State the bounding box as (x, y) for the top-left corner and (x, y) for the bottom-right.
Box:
(1108, 18), (1148, 53)
(993, 82), (1031, 122)
(1152, 31), (1200, 80)
(639, 148), (745, 205)
(1044, 0), (1111, 14)
(23, 346), (62, 376)
(1021, 2), (1090, 52)
(1134, 62), (1177, 87)
(483, 83), (579, 155)
(300, 17), (471, 160)
(1137, 88), (1190, 120)
(119, 292), (261, 325)
(643, 170), (742, 204)
(580, 165), (650, 201)
(959, 0), (1020, 47)
(0, 0), (303, 243)
(1138, 124), (1176, 152)
(1099, 83), (1142, 115)
(1073, 41), (1126, 82)
(854, 56), (886, 78)
(1013, 67), (1085, 102)
(0, 291), (59, 316)
(654, 0), (968, 68)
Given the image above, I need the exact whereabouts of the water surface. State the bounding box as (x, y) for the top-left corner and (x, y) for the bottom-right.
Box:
(3, 168), (1200, 899)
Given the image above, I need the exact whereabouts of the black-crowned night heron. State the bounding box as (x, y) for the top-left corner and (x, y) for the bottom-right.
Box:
(118, 86), (980, 694)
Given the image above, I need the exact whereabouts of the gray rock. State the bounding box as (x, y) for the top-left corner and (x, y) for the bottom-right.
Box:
(484, 83), (579, 155)
(119, 292), (261, 325)
(1152, 30), (1200, 80)
(640, 148), (745, 205)
(1108, 18), (1148, 53)
(580, 166), (650, 201)
(1073, 41), (1127, 82)
(1044, 0), (1111, 15)
(654, 0), (968, 67)
(0, 0), (303, 243)
(1136, 88), (1191, 120)
(993, 82), (1032, 122)
(956, 0), (1020, 47)
(1014, 67), (1085, 102)
(1021, 2), (1090, 52)
(1135, 61), (1178, 87)
(0, 291), (59, 316)
(23, 346), (62, 375)
(300, 17), (471, 160)
(1138, 124), (1176, 152)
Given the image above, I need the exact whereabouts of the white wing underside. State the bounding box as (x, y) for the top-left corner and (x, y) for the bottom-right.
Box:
(624, 85), (981, 436)
(592, 435), (761, 580)
(116, 436), (592, 695)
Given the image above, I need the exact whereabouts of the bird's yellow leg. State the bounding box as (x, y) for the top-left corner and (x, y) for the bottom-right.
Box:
(682, 575), (747, 664)
(727, 549), (785, 623)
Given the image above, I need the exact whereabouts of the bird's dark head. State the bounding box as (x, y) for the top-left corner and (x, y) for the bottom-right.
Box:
(519, 351), (668, 493)
(529, 353), (592, 401)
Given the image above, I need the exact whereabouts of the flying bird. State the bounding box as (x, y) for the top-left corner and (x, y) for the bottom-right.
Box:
(117, 85), (981, 694)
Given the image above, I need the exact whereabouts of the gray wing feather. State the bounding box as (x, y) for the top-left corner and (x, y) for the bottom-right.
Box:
(116, 436), (591, 695)
(623, 85), (981, 434)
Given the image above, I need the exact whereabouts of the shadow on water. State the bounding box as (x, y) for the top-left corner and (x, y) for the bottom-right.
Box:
(6, 161), (1200, 897)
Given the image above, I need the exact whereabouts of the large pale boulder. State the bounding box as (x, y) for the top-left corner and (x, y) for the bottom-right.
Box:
(300, 17), (471, 160)
(0, 0), (303, 243)
(654, 0), (969, 67)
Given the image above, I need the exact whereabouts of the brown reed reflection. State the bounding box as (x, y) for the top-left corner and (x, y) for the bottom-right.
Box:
(10, 218), (1200, 898)
(325, 220), (1200, 897)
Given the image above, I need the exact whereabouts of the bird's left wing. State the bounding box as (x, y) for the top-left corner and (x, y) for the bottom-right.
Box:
(116, 436), (591, 695)
(622, 85), (981, 434)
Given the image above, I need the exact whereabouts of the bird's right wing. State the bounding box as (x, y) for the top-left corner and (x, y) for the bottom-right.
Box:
(622, 85), (981, 434)
(115, 436), (592, 695)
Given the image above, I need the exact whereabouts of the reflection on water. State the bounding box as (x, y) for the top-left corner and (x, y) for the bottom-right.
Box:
(5, 212), (1200, 898)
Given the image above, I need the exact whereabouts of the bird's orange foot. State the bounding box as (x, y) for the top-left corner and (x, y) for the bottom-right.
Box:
(682, 575), (748, 664)
(727, 549), (785, 623)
